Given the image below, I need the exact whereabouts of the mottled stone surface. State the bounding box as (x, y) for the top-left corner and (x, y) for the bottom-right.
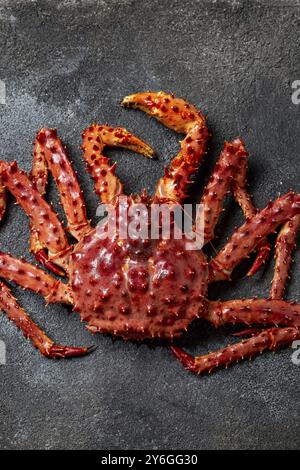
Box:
(0, 0), (299, 450)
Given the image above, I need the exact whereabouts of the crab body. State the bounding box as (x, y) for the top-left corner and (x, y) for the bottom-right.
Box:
(70, 203), (208, 340)
(0, 91), (300, 373)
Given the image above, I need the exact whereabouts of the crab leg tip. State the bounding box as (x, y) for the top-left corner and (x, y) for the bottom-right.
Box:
(48, 344), (95, 359)
(87, 345), (98, 354)
(170, 345), (195, 371)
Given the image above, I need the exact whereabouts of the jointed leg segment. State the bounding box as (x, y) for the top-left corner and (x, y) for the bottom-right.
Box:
(171, 326), (299, 374)
(29, 129), (91, 274)
(32, 128), (91, 240)
(0, 281), (89, 358)
(122, 91), (209, 203)
(172, 190), (300, 374)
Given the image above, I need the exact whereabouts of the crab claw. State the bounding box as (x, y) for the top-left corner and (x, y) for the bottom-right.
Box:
(170, 345), (196, 371)
(47, 344), (97, 359)
(82, 124), (155, 159)
(122, 91), (206, 132)
(247, 241), (271, 277)
(35, 249), (66, 277)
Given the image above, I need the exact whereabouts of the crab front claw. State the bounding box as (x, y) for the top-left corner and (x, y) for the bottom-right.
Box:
(122, 91), (209, 203)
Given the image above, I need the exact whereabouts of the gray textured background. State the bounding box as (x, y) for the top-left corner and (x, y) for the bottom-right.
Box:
(0, 0), (299, 450)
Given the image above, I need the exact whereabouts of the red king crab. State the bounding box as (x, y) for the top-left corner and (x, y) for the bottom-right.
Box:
(0, 91), (300, 375)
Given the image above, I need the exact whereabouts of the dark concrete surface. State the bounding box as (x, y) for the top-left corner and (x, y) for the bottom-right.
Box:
(0, 0), (299, 450)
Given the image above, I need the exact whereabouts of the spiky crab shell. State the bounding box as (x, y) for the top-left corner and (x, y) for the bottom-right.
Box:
(69, 201), (208, 340)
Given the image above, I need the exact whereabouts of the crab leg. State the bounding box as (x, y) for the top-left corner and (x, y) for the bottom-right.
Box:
(270, 215), (300, 299)
(171, 298), (300, 374)
(29, 135), (64, 275)
(197, 138), (248, 242)
(29, 129), (91, 273)
(205, 299), (300, 327)
(0, 160), (71, 270)
(33, 129), (91, 240)
(0, 252), (72, 304)
(31, 135), (48, 194)
(193, 138), (270, 272)
(122, 91), (209, 203)
(81, 124), (155, 204)
(0, 281), (90, 358)
(209, 192), (300, 282)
